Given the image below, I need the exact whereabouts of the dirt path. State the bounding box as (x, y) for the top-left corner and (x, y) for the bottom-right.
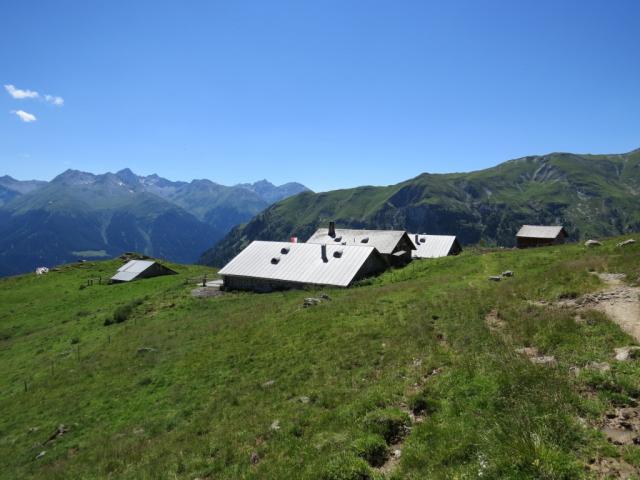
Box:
(581, 273), (640, 342)
(534, 273), (640, 342)
(522, 273), (640, 478)
(374, 367), (442, 475)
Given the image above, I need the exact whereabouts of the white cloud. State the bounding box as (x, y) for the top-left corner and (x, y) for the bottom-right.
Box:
(4, 84), (64, 106)
(12, 110), (37, 122)
(44, 94), (64, 106)
(4, 84), (39, 99)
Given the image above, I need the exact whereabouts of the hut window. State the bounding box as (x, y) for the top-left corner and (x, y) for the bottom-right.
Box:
(271, 256), (281, 264)
(420, 237), (426, 243)
(280, 247), (290, 254)
(360, 236), (369, 243)
(333, 249), (343, 258)
(333, 236), (342, 242)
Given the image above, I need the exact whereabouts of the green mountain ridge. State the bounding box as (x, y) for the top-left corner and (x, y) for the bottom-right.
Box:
(202, 149), (640, 267)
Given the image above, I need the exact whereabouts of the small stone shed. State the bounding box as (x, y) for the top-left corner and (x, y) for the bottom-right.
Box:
(110, 260), (177, 283)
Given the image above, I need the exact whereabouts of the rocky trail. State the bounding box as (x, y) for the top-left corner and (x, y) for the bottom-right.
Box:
(486, 274), (640, 478)
(546, 273), (640, 479)
(373, 365), (443, 475)
(536, 273), (640, 342)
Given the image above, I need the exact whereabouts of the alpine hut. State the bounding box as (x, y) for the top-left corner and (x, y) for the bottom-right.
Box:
(410, 234), (462, 259)
(218, 240), (387, 292)
(306, 222), (415, 266)
(516, 225), (568, 248)
(110, 259), (177, 283)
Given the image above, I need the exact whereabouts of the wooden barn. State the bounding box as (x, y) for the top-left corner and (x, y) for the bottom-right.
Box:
(110, 260), (177, 283)
(218, 241), (387, 292)
(516, 225), (568, 248)
(306, 222), (415, 266)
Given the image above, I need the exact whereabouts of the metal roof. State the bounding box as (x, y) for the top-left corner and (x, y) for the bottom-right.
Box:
(410, 234), (459, 258)
(218, 241), (380, 287)
(111, 260), (155, 282)
(307, 228), (413, 255)
(516, 225), (566, 239)
(111, 271), (140, 282)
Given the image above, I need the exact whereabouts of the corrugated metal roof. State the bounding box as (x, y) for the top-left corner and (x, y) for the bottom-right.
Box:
(218, 241), (380, 287)
(516, 225), (565, 239)
(410, 234), (459, 258)
(307, 228), (411, 255)
(111, 271), (141, 282)
(117, 260), (155, 273)
(111, 259), (155, 282)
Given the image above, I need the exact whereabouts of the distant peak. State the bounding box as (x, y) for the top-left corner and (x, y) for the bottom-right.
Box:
(280, 181), (308, 188)
(52, 169), (96, 185)
(191, 178), (213, 185)
(116, 168), (135, 176)
(252, 179), (274, 187)
(115, 168), (140, 186)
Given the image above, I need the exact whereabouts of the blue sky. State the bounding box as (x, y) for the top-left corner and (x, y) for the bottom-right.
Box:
(1, 0), (639, 192)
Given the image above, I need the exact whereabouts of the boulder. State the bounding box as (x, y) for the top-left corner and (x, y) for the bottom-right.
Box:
(45, 424), (69, 444)
(585, 239), (602, 247)
(502, 270), (514, 277)
(303, 297), (322, 307)
(614, 346), (640, 361)
(530, 355), (557, 366)
(516, 346), (539, 357)
(136, 347), (156, 354)
(617, 239), (636, 247)
(586, 361), (611, 373)
(488, 276), (502, 282)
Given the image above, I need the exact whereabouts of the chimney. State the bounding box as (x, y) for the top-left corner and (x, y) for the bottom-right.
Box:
(415, 234), (419, 245)
(321, 244), (328, 262)
(290, 236), (298, 243)
(328, 221), (336, 238)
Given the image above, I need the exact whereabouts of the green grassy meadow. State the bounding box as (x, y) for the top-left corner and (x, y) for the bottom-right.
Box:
(1, 237), (640, 479)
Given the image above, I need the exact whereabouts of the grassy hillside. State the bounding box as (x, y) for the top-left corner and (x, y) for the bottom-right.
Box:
(1, 237), (640, 478)
(203, 149), (640, 267)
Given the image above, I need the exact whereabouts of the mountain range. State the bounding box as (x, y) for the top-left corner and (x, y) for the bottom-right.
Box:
(0, 169), (308, 276)
(202, 149), (640, 266)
